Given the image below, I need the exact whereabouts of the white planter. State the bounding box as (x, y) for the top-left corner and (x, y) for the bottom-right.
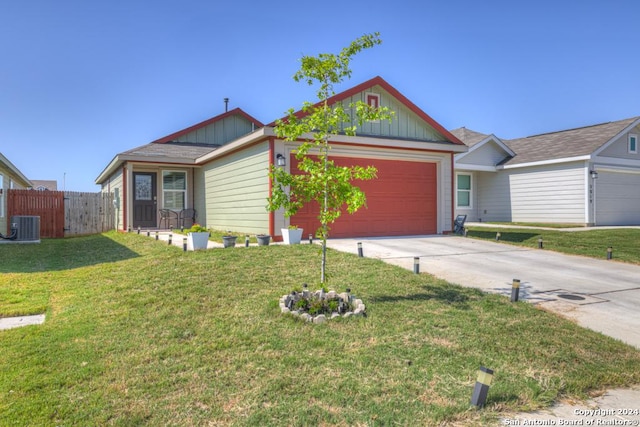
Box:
(281, 228), (303, 245)
(187, 232), (210, 250)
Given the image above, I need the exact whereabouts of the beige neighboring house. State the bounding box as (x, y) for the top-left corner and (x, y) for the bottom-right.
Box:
(30, 180), (58, 191)
(0, 152), (32, 234)
(452, 117), (640, 225)
(96, 76), (467, 238)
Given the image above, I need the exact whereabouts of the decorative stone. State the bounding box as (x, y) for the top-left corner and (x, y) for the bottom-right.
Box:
(300, 313), (312, 322)
(338, 292), (349, 302)
(354, 299), (363, 307)
(344, 312), (353, 318)
(281, 307), (290, 314)
(330, 312), (340, 319)
(313, 315), (327, 324)
(326, 290), (337, 299)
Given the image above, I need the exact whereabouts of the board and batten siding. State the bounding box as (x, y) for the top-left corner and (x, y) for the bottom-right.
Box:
(337, 85), (446, 141)
(507, 162), (586, 223)
(202, 141), (270, 234)
(174, 115), (256, 146)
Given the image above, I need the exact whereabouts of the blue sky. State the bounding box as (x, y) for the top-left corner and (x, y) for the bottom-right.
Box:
(1, 0), (638, 192)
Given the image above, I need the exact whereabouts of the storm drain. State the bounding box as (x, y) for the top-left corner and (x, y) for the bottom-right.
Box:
(530, 289), (608, 305)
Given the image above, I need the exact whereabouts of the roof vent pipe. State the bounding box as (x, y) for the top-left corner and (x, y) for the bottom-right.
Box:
(224, 98), (229, 112)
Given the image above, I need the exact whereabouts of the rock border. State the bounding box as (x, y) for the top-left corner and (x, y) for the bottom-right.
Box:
(279, 289), (366, 324)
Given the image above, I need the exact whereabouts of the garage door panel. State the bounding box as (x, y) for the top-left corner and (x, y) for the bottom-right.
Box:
(291, 155), (438, 237)
(596, 172), (640, 225)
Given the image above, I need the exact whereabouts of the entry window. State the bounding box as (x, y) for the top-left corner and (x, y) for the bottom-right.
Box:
(456, 173), (472, 208)
(162, 171), (186, 210)
(629, 134), (638, 154)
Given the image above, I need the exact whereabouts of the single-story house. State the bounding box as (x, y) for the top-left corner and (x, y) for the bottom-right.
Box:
(1, 152), (33, 234)
(452, 116), (640, 226)
(96, 76), (467, 239)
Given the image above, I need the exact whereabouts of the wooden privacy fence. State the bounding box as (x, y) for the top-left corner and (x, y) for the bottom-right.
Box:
(7, 190), (115, 238)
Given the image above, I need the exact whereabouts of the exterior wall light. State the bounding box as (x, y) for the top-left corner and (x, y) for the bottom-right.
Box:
(276, 154), (286, 167)
(590, 170), (598, 179)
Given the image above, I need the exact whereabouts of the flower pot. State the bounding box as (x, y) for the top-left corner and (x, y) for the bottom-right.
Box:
(187, 232), (210, 250)
(281, 228), (303, 245)
(222, 235), (237, 248)
(256, 234), (271, 246)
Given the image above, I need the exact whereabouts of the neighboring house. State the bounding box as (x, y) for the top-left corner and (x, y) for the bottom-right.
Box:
(96, 76), (467, 238)
(452, 117), (640, 226)
(0, 152), (32, 234)
(30, 180), (58, 191)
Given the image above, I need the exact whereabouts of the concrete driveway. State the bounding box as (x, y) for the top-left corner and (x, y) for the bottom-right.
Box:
(326, 235), (640, 348)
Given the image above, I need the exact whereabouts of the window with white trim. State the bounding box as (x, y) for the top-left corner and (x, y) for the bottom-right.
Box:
(629, 134), (638, 154)
(162, 171), (186, 210)
(456, 173), (472, 208)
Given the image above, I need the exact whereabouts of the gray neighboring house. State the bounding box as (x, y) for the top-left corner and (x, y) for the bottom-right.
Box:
(452, 117), (640, 226)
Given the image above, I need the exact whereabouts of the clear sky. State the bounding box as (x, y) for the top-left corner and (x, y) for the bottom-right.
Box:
(1, 0), (638, 192)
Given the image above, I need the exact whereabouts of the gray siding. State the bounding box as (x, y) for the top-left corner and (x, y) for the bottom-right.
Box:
(174, 115), (255, 146)
(457, 142), (510, 167)
(202, 141), (270, 234)
(338, 85), (446, 141)
(477, 172), (512, 222)
(598, 125), (640, 160)
(507, 162), (586, 223)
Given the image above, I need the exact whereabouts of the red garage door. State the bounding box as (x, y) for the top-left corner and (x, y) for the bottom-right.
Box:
(290, 156), (437, 238)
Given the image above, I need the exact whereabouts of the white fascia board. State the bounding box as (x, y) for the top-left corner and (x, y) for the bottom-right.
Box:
(454, 163), (498, 172)
(593, 156), (640, 171)
(500, 155), (591, 170)
(592, 118), (640, 156)
(196, 127), (274, 163)
(326, 134), (468, 153)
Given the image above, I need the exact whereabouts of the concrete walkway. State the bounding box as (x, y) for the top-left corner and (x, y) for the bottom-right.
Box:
(325, 234), (640, 423)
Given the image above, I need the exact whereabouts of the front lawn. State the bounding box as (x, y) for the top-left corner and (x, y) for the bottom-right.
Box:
(465, 227), (640, 264)
(1, 232), (640, 425)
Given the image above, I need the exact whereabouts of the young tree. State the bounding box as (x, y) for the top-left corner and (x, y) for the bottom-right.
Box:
(267, 32), (394, 284)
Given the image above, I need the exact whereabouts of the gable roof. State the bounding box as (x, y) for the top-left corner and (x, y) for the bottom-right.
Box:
(450, 128), (490, 148)
(152, 108), (264, 144)
(269, 76), (464, 146)
(504, 117), (640, 166)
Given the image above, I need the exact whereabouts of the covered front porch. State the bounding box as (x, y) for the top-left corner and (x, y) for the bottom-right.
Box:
(127, 165), (199, 231)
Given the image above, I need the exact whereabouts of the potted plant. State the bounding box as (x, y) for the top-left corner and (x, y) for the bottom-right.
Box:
(187, 224), (210, 250)
(281, 225), (303, 245)
(222, 232), (238, 248)
(256, 234), (271, 246)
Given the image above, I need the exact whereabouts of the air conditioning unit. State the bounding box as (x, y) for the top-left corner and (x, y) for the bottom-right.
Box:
(11, 216), (40, 242)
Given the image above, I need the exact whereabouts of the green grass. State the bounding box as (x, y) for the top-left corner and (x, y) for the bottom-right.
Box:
(466, 227), (640, 264)
(2, 232), (640, 426)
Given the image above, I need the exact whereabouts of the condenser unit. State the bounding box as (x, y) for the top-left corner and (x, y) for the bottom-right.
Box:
(10, 216), (40, 242)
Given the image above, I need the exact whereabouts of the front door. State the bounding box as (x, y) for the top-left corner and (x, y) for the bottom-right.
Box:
(133, 172), (157, 228)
